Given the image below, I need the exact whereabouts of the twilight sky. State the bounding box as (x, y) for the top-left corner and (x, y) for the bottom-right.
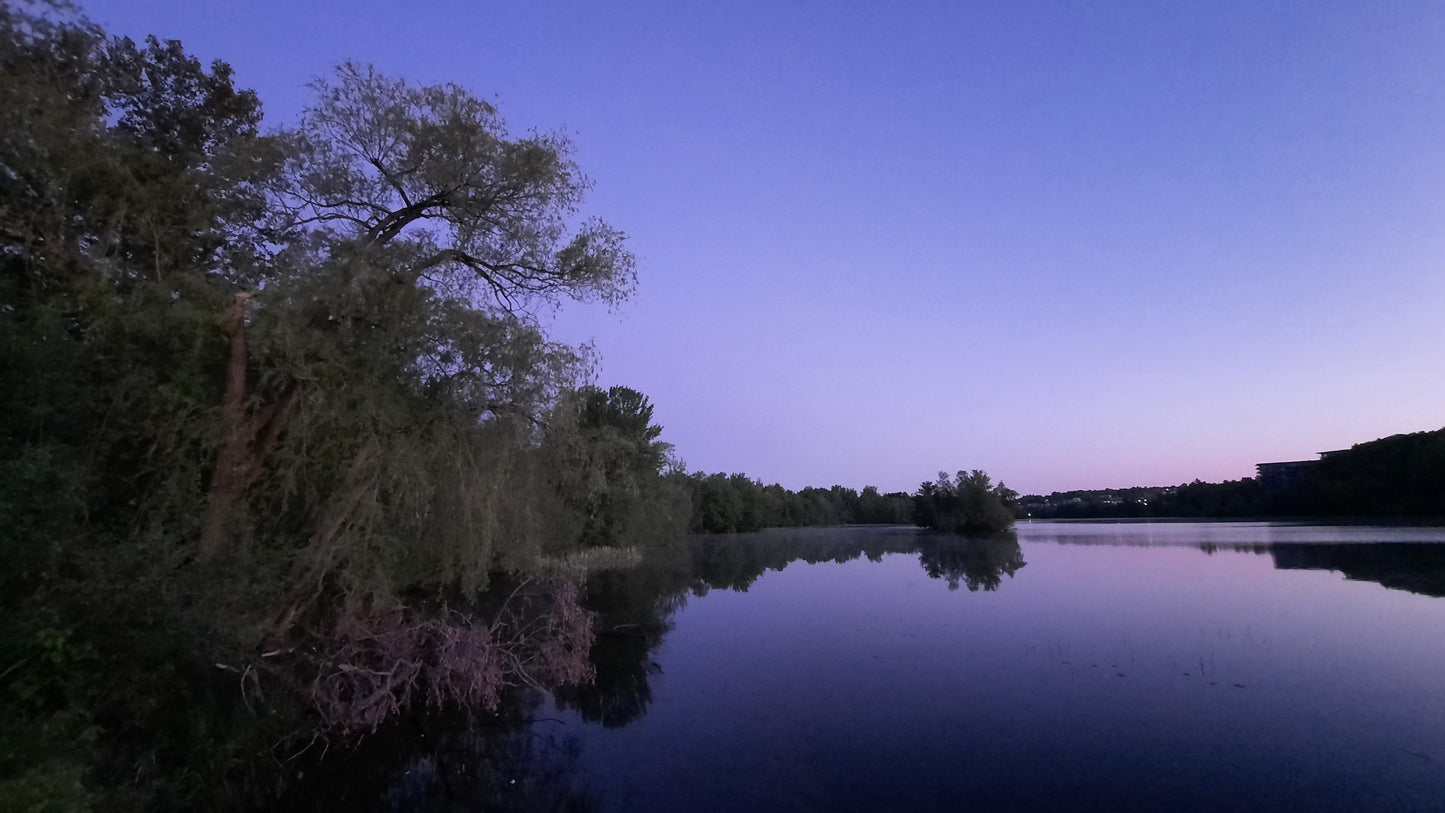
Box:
(82, 1), (1445, 495)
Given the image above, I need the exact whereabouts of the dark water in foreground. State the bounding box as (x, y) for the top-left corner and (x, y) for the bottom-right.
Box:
(304, 522), (1445, 812)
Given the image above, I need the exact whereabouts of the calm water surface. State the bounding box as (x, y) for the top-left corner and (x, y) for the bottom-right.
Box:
(316, 522), (1445, 812)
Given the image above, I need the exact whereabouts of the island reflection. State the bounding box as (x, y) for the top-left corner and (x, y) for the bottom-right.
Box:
(556, 527), (1025, 729)
(288, 524), (1445, 811)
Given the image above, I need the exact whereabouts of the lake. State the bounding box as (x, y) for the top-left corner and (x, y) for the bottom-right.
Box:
(299, 522), (1445, 812)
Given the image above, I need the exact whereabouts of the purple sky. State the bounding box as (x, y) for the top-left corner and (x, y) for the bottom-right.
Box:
(82, 1), (1445, 495)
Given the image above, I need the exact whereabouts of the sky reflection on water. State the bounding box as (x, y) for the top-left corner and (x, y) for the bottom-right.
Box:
(550, 523), (1445, 812)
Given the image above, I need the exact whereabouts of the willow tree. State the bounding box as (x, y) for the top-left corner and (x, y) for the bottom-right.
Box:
(3, 8), (641, 800)
(192, 62), (638, 612)
(222, 62), (638, 746)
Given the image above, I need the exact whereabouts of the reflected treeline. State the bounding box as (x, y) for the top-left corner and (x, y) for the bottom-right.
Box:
(551, 564), (690, 729)
(919, 534), (1028, 591)
(1270, 544), (1445, 598)
(1035, 530), (1445, 599)
(556, 527), (1024, 727)
(281, 691), (597, 813)
(289, 528), (1026, 808)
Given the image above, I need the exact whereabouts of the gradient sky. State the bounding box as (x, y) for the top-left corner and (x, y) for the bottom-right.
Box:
(82, 1), (1445, 495)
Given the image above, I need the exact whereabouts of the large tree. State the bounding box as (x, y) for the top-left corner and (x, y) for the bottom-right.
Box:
(547, 385), (688, 547)
(1, 2), (274, 592)
(1, 7), (646, 806)
(200, 61), (637, 564)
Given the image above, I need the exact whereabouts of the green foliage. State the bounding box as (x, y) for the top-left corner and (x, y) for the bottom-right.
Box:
(0, 4), (663, 807)
(913, 470), (1018, 534)
(545, 385), (690, 547)
(0, 625), (101, 813)
(680, 474), (914, 534)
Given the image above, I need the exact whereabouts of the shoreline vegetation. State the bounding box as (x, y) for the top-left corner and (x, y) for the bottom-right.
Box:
(2, 6), (1437, 810)
(0, 7), (1014, 810)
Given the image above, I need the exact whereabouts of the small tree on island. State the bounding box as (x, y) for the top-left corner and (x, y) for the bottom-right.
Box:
(913, 470), (1018, 533)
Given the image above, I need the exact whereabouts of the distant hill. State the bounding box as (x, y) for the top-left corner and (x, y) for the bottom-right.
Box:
(1020, 426), (1445, 520)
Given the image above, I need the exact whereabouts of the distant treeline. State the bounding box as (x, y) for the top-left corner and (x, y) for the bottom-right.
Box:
(1019, 427), (1445, 519)
(677, 468), (1018, 535)
(676, 475), (914, 533)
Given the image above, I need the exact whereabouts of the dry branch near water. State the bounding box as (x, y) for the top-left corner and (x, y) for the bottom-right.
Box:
(277, 579), (595, 735)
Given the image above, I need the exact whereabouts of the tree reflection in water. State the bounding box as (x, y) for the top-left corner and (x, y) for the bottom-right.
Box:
(1270, 542), (1445, 598)
(284, 688), (596, 812)
(916, 533), (1027, 591)
(556, 527), (1023, 726)
(379, 708), (596, 813)
(299, 527), (1020, 810)
(297, 526), (1445, 810)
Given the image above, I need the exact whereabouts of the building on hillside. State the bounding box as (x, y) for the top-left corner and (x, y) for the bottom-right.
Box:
(1255, 460), (1316, 487)
(1255, 450), (1349, 488)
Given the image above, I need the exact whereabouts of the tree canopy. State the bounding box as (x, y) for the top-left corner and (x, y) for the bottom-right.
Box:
(0, 6), (674, 808)
(913, 470), (1018, 534)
